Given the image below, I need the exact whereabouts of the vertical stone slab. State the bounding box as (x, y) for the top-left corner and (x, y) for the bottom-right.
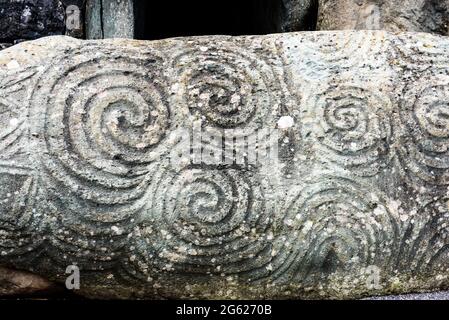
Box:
(86, 0), (134, 39)
(86, 0), (103, 39)
(102, 0), (134, 38)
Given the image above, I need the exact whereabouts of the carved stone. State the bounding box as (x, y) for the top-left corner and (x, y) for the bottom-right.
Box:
(318, 0), (449, 35)
(0, 32), (448, 299)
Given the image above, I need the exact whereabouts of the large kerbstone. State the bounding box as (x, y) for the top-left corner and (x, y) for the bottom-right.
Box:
(0, 32), (448, 299)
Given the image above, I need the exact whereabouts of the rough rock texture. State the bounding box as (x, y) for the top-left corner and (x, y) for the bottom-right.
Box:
(278, 0), (318, 32)
(86, 0), (134, 39)
(0, 32), (448, 299)
(0, 0), (66, 42)
(318, 0), (449, 35)
(0, 267), (59, 296)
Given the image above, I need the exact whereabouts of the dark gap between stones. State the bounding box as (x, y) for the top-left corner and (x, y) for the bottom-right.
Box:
(134, 0), (318, 41)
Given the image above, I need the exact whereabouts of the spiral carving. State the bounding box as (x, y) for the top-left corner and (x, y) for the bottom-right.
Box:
(398, 74), (449, 188)
(269, 178), (398, 283)
(172, 42), (283, 154)
(0, 68), (36, 157)
(0, 171), (42, 259)
(125, 164), (274, 280)
(303, 85), (393, 176)
(0, 98), (25, 156)
(31, 45), (174, 213)
(403, 198), (449, 273)
(2, 32), (449, 298)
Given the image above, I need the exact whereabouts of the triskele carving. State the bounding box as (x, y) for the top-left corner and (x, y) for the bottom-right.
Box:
(0, 31), (448, 299)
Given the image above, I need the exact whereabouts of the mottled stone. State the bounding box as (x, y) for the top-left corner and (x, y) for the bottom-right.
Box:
(86, 0), (134, 39)
(318, 0), (449, 35)
(0, 32), (448, 299)
(0, 0), (66, 42)
(279, 0), (318, 32)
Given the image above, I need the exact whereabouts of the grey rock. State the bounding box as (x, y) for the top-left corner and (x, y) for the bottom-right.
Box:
(366, 290), (449, 300)
(318, 0), (449, 35)
(0, 32), (448, 299)
(279, 0), (318, 32)
(0, 0), (66, 42)
(86, 0), (134, 39)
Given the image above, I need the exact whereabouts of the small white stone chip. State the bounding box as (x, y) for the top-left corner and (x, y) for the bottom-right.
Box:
(277, 116), (294, 129)
(111, 226), (123, 235)
(6, 60), (20, 70)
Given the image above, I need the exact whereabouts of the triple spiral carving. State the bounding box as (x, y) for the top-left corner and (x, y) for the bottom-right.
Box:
(303, 85), (393, 176)
(397, 74), (449, 189)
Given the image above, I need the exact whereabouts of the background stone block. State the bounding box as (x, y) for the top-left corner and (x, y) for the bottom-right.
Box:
(0, 0), (66, 42)
(318, 0), (449, 35)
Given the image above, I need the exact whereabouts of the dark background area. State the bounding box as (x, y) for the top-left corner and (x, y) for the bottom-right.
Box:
(134, 0), (287, 40)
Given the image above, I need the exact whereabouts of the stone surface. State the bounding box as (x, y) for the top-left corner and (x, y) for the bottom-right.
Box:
(366, 290), (449, 300)
(0, 31), (448, 299)
(86, 0), (134, 39)
(0, 0), (66, 42)
(0, 267), (59, 296)
(318, 0), (449, 35)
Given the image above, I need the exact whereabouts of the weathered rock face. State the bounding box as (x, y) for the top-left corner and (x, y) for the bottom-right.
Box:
(318, 0), (449, 35)
(0, 0), (66, 42)
(0, 32), (448, 299)
(86, 0), (133, 39)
